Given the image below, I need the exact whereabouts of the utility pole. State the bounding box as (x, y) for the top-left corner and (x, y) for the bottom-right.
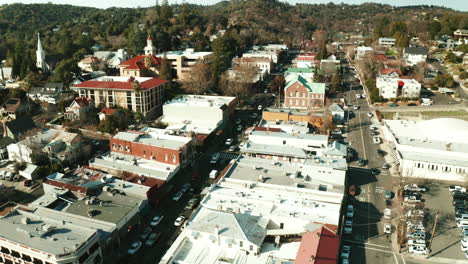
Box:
(428, 210), (439, 255)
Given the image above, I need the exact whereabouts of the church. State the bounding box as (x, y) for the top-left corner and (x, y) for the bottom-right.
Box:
(36, 33), (49, 73)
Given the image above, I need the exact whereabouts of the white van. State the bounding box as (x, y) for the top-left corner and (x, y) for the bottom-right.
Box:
(209, 170), (219, 179)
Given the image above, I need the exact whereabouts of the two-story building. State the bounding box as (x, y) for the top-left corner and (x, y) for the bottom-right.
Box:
(378, 38), (396, 47)
(118, 54), (162, 77)
(376, 77), (421, 99)
(403, 47), (428, 66)
(155, 49), (212, 80)
(284, 75), (325, 109)
(64, 97), (95, 122)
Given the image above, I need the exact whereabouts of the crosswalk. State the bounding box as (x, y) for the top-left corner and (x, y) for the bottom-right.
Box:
(216, 152), (240, 161)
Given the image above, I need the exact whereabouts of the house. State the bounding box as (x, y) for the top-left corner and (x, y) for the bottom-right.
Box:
(403, 47), (428, 66)
(320, 59), (340, 76)
(376, 77), (421, 99)
(454, 29), (468, 40)
(72, 76), (167, 119)
(284, 75), (326, 109)
(155, 49), (213, 80)
(118, 54), (162, 77)
(295, 227), (340, 264)
(355, 46), (373, 60)
(98, 108), (121, 121)
(3, 116), (36, 140)
(380, 68), (402, 78)
(7, 128), (89, 164)
(78, 56), (103, 72)
(232, 57), (274, 74)
(1, 98), (28, 120)
(286, 68), (314, 82)
(294, 53), (318, 68)
(64, 97), (95, 122)
(0, 66), (12, 81)
(28, 82), (66, 104)
(330, 103), (345, 122)
(379, 37), (396, 47)
(262, 108), (324, 128)
(323, 141), (348, 159)
(94, 49), (129, 68)
(0, 137), (14, 160)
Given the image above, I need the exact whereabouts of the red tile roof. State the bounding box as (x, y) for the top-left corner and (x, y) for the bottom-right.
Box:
(295, 226), (340, 264)
(119, 54), (162, 70)
(381, 68), (402, 76)
(100, 108), (117, 115)
(74, 97), (93, 107)
(73, 77), (168, 90)
(375, 54), (388, 62)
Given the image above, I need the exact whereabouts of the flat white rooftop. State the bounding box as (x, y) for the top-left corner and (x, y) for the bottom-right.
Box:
(113, 131), (191, 150)
(259, 120), (309, 134)
(93, 76), (153, 82)
(156, 49), (212, 58)
(249, 130), (328, 142)
(164, 94), (236, 108)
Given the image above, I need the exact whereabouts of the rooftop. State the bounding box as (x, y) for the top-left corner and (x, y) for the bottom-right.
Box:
(377, 76), (420, 85)
(118, 54), (162, 70)
(240, 142), (308, 158)
(164, 94), (236, 108)
(113, 130), (191, 150)
(295, 227), (339, 264)
(404, 47), (428, 55)
(73, 76), (167, 90)
(249, 129), (328, 142)
(258, 119), (310, 134)
(155, 49), (212, 58)
(0, 207), (97, 257)
(285, 75), (326, 94)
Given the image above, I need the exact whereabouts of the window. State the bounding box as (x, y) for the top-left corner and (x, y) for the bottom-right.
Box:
(249, 245), (254, 251)
(289, 92), (292, 97)
(10, 250), (20, 257)
(295, 91), (299, 97)
(164, 154), (168, 162)
(172, 154), (176, 163)
(280, 223), (284, 229)
(112, 143), (117, 150)
(33, 259), (44, 264)
(289, 99), (293, 105)
(302, 92), (305, 97)
(319, 184), (328, 191)
(119, 145), (123, 151)
(283, 140), (286, 145)
(239, 241), (243, 248)
(143, 150), (146, 157)
(295, 100), (298, 105)
(22, 254), (32, 262)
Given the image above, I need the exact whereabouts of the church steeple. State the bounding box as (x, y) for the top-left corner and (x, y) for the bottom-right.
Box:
(144, 35), (157, 56)
(36, 33), (48, 72)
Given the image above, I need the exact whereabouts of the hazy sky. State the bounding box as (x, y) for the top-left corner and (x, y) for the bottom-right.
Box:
(0, 0), (466, 11)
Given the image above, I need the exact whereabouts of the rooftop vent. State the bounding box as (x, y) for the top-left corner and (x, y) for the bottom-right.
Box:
(21, 217), (30, 225)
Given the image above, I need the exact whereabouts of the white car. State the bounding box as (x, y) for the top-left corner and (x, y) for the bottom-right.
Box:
(404, 196), (421, 203)
(353, 105), (359, 110)
(355, 94), (361, 99)
(384, 224), (392, 234)
(465, 251), (468, 260)
(462, 237), (468, 247)
(449, 185), (467, 193)
(367, 112), (373, 117)
(150, 215), (164, 227)
(361, 93), (367, 98)
(372, 136), (381, 144)
(409, 245), (429, 255)
(346, 205), (354, 218)
(384, 208), (391, 219)
(225, 138), (233, 146)
(370, 125), (377, 131)
(461, 244), (468, 251)
(128, 241), (142, 255)
(174, 216), (186, 227)
(258, 105), (263, 110)
(340, 245), (351, 259)
(408, 231), (426, 239)
(236, 125), (243, 132)
(404, 184), (427, 192)
(408, 239), (426, 246)
(344, 219), (353, 234)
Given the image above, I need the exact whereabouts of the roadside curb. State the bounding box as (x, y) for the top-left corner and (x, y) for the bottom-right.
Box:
(403, 254), (468, 264)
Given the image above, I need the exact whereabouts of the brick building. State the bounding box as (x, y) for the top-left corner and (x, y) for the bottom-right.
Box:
(284, 75), (326, 109)
(262, 108), (324, 128)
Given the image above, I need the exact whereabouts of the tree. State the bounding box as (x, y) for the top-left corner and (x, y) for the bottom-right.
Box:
(53, 59), (80, 84)
(181, 63), (211, 94)
(331, 68), (341, 93)
(211, 34), (236, 82)
(445, 51), (460, 64)
(219, 65), (258, 100)
(270, 74), (285, 94)
(374, 17), (389, 39)
(158, 54), (172, 80)
(132, 80), (141, 92)
(434, 73), (454, 88)
(390, 21), (410, 48)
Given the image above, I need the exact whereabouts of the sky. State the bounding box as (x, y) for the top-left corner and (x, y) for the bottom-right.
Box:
(0, 0), (466, 11)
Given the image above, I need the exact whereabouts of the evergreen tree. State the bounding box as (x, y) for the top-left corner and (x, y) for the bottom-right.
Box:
(331, 68), (341, 93)
(211, 34), (237, 82)
(11, 42), (23, 78)
(159, 54), (172, 80)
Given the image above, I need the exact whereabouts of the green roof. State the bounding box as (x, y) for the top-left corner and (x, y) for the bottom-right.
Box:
(286, 68), (314, 73)
(285, 75), (325, 94)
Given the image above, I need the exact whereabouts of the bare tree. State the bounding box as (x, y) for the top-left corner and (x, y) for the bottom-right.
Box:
(181, 63), (212, 94)
(219, 65), (258, 100)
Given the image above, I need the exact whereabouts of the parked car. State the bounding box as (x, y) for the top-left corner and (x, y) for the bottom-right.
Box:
(408, 231), (426, 239)
(372, 136), (381, 144)
(409, 245), (429, 255)
(384, 208), (391, 219)
(346, 205), (354, 217)
(128, 241), (142, 255)
(340, 245), (351, 259)
(358, 159), (367, 167)
(185, 198), (199, 210)
(377, 149), (386, 157)
(404, 196), (421, 203)
(229, 145), (238, 152)
(145, 232), (161, 247)
(353, 105), (359, 110)
(344, 219), (353, 234)
(384, 223), (392, 234)
(404, 184), (427, 192)
(389, 103), (397, 107)
(385, 191), (393, 199)
(150, 215), (164, 227)
(174, 216), (186, 227)
(209, 169), (219, 179)
(355, 94), (361, 99)
(140, 227), (152, 240)
(370, 125), (377, 131)
(408, 239), (426, 246)
(225, 138), (233, 146)
(450, 186), (467, 193)
(367, 112), (373, 117)
(258, 105), (263, 110)
(172, 191), (183, 202)
(210, 153), (220, 164)
(382, 163), (390, 169)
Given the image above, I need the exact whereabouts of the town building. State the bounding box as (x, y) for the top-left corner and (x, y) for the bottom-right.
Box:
(28, 83), (66, 105)
(381, 118), (468, 182)
(454, 29), (468, 40)
(403, 47), (428, 66)
(294, 226), (339, 264)
(286, 68), (314, 82)
(72, 76), (167, 118)
(376, 77), (421, 99)
(118, 54), (162, 77)
(284, 75), (326, 109)
(330, 103), (345, 123)
(144, 35), (157, 56)
(294, 53), (318, 68)
(90, 128), (193, 181)
(155, 49), (212, 80)
(161, 95), (237, 136)
(78, 56), (103, 72)
(36, 33), (49, 72)
(355, 46), (373, 60)
(7, 128), (90, 164)
(98, 108), (121, 121)
(64, 97), (95, 122)
(0, 98), (28, 120)
(379, 68), (402, 78)
(378, 37), (396, 47)
(257, 119), (310, 134)
(232, 57), (274, 74)
(262, 108), (324, 128)
(0, 207), (103, 264)
(160, 155), (345, 264)
(93, 49), (129, 68)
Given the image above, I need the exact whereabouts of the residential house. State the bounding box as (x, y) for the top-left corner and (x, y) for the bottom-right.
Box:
(330, 103), (345, 122)
(454, 29), (468, 40)
(284, 75), (326, 109)
(98, 108), (122, 121)
(118, 54), (162, 77)
(78, 56), (103, 72)
(155, 49), (212, 80)
(3, 116), (36, 140)
(285, 68), (314, 82)
(0, 137), (14, 160)
(94, 49), (129, 68)
(28, 82), (66, 104)
(355, 46), (373, 60)
(294, 53), (318, 68)
(72, 76), (167, 119)
(0, 66), (12, 81)
(379, 68), (402, 78)
(1, 98), (28, 120)
(376, 77), (421, 99)
(403, 47), (428, 66)
(64, 97), (95, 122)
(378, 37), (396, 47)
(294, 227), (340, 264)
(7, 128), (89, 164)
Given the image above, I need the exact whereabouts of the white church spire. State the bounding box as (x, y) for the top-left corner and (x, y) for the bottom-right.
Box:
(36, 33), (48, 72)
(144, 35), (157, 56)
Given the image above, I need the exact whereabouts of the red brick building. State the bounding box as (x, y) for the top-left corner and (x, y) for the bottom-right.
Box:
(284, 75), (326, 109)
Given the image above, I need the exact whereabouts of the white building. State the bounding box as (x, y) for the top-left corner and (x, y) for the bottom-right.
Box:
(242, 45), (286, 64)
(381, 118), (468, 182)
(155, 49), (212, 80)
(378, 38), (396, 47)
(0, 207), (102, 264)
(232, 57), (274, 74)
(161, 95), (237, 135)
(160, 156), (345, 264)
(258, 120), (310, 134)
(376, 77), (421, 99)
(144, 35), (157, 55)
(0, 67), (12, 81)
(330, 103), (345, 122)
(403, 47), (428, 66)
(36, 33), (49, 72)
(355, 46), (373, 60)
(94, 49), (129, 68)
(285, 68), (314, 82)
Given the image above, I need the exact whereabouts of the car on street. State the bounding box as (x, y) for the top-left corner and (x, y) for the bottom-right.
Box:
(372, 136), (381, 144)
(174, 216), (186, 227)
(185, 198), (200, 210)
(236, 125), (243, 132)
(145, 232), (161, 247)
(404, 196), (421, 203)
(225, 138), (233, 146)
(258, 105), (263, 110)
(384, 208), (391, 219)
(367, 112), (373, 117)
(408, 238), (426, 246)
(150, 215), (164, 227)
(172, 191), (183, 202)
(235, 118), (241, 124)
(404, 184), (427, 192)
(385, 191), (393, 199)
(210, 153), (220, 164)
(346, 205), (354, 217)
(389, 103), (397, 107)
(370, 125), (377, 131)
(462, 237), (468, 247)
(384, 223), (392, 234)
(140, 227), (152, 240)
(377, 149), (386, 157)
(128, 241), (142, 255)
(409, 245), (429, 255)
(450, 186), (467, 193)
(355, 94), (361, 99)
(408, 231), (426, 239)
(229, 145), (238, 152)
(344, 219), (353, 234)
(353, 105), (359, 110)
(382, 163), (390, 169)
(340, 245), (351, 259)
(361, 93), (366, 98)
(358, 159), (367, 167)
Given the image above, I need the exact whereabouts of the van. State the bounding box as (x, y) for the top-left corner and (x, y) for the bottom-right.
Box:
(209, 170), (219, 179)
